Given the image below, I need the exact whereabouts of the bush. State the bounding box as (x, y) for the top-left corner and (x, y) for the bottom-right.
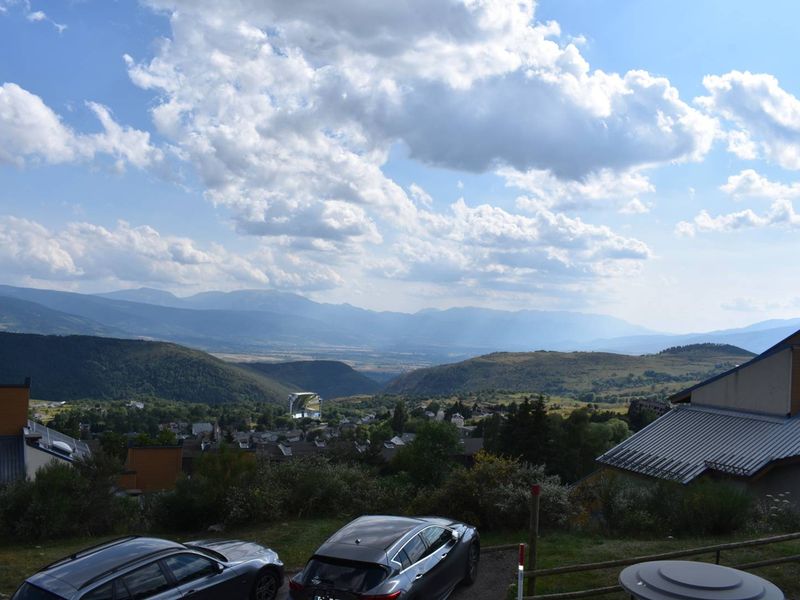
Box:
(578, 473), (754, 536)
(411, 451), (572, 530)
(0, 455), (137, 540)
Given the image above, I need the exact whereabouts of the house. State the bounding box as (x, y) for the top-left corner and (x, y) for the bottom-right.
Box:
(0, 378), (91, 484)
(598, 330), (800, 496)
(119, 443), (183, 494)
(191, 422), (214, 436)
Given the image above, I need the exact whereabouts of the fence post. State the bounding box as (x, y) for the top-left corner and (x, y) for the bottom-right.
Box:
(527, 484), (541, 595)
(518, 543), (525, 600)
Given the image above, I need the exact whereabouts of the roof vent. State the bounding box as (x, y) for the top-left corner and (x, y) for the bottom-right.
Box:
(51, 441), (74, 455)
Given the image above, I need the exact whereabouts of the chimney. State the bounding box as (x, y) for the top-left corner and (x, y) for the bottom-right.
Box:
(0, 378), (31, 436)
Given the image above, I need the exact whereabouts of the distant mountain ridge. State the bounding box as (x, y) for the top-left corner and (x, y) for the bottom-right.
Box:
(0, 284), (796, 368)
(385, 344), (756, 398)
(0, 332), (293, 404)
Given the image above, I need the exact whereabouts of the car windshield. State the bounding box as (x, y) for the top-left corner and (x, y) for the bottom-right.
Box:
(12, 583), (64, 600)
(303, 557), (388, 592)
(185, 544), (228, 563)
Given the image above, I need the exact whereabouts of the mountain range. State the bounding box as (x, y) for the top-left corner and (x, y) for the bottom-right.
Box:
(0, 284), (797, 371)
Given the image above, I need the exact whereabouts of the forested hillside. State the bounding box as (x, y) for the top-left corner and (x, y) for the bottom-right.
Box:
(0, 333), (292, 404)
(239, 360), (381, 399)
(386, 344), (755, 399)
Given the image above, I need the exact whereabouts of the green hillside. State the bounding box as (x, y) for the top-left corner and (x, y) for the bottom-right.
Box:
(239, 360), (382, 399)
(0, 296), (123, 337)
(385, 343), (756, 399)
(0, 332), (293, 404)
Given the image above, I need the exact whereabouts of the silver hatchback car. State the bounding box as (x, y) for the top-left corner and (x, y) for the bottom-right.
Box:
(288, 515), (479, 600)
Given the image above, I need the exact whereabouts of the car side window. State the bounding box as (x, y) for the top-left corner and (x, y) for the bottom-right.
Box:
(122, 563), (172, 599)
(163, 554), (219, 584)
(82, 583), (113, 600)
(401, 534), (427, 567)
(392, 548), (411, 570)
(420, 527), (448, 556)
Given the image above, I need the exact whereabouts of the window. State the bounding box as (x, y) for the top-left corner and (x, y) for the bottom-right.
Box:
(302, 557), (388, 593)
(122, 563), (171, 600)
(11, 583), (63, 600)
(163, 554), (219, 584)
(398, 534), (426, 568)
(420, 527), (449, 556)
(82, 583), (113, 600)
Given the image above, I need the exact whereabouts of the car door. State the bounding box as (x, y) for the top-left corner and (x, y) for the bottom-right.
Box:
(417, 527), (458, 600)
(162, 553), (245, 600)
(397, 533), (430, 598)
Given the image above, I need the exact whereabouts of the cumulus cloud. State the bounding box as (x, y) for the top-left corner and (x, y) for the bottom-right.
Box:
(0, 216), (342, 291)
(676, 199), (800, 236)
(124, 0), (713, 245)
(0, 83), (162, 169)
(698, 71), (800, 169)
(720, 169), (800, 200)
(370, 198), (650, 292)
(502, 167), (654, 211)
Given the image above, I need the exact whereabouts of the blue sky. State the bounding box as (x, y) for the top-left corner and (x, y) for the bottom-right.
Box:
(2, 0), (800, 333)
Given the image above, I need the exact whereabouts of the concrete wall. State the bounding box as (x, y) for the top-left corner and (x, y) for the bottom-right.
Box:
(24, 444), (67, 480)
(692, 348), (792, 416)
(123, 446), (183, 493)
(0, 386), (30, 436)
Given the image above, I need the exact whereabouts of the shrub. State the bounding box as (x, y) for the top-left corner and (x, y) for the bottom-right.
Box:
(0, 455), (136, 540)
(411, 451), (572, 530)
(578, 473), (754, 536)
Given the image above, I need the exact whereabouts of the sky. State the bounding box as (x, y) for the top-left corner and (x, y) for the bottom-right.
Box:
(2, 0), (800, 333)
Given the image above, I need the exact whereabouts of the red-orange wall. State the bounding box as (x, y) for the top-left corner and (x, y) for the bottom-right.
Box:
(123, 446), (183, 493)
(0, 386), (29, 436)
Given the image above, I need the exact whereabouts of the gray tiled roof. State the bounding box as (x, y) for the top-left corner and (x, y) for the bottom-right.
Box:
(597, 404), (800, 483)
(0, 435), (25, 484)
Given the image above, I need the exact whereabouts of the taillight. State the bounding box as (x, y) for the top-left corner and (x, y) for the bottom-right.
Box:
(359, 592), (402, 600)
(288, 579), (304, 591)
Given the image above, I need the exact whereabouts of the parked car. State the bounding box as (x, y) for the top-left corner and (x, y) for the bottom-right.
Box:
(289, 515), (479, 600)
(12, 536), (283, 600)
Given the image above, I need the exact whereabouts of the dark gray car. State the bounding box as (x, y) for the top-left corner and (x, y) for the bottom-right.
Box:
(289, 515), (479, 600)
(12, 536), (284, 600)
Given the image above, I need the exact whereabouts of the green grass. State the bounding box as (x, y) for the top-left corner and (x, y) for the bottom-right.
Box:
(3, 526), (799, 598)
(491, 531), (800, 599)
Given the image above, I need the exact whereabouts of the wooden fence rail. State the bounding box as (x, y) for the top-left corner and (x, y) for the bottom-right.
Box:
(517, 531), (800, 600)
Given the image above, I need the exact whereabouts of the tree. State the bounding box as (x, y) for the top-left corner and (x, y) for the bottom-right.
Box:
(392, 421), (460, 486)
(391, 400), (407, 434)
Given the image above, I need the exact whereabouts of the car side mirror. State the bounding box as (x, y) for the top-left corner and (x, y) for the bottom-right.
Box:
(450, 530), (460, 542)
(216, 563), (224, 574)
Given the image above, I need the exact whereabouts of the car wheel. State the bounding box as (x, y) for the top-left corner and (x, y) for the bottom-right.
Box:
(252, 569), (280, 600)
(463, 542), (479, 585)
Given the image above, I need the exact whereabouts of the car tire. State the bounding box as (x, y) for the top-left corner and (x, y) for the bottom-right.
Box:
(252, 568), (280, 600)
(463, 542), (479, 585)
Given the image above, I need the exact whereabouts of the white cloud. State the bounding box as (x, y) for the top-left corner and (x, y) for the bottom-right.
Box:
(720, 169), (800, 200)
(698, 71), (800, 169)
(371, 198), (650, 292)
(125, 0), (713, 244)
(0, 216), (344, 291)
(0, 83), (161, 170)
(676, 199), (800, 236)
(503, 167), (654, 211)
(25, 9), (43, 21)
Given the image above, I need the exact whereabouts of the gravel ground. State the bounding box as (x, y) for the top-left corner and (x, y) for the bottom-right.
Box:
(451, 548), (515, 600)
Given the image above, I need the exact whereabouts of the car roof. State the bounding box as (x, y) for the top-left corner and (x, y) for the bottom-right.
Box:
(326, 516), (425, 551)
(28, 537), (186, 591)
(315, 515), (452, 565)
